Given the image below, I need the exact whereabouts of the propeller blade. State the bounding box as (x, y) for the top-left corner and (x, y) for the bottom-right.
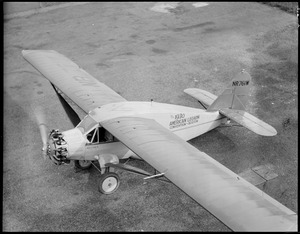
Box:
(34, 106), (48, 159)
(50, 83), (81, 127)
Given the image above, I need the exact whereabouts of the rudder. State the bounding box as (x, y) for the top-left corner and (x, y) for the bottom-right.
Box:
(207, 70), (251, 111)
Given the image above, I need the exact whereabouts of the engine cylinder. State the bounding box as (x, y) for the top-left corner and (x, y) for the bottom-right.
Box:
(48, 129), (70, 165)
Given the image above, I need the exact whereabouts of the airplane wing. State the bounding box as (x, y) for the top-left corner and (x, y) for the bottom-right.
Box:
(219, 108), (277, 136)
(22, 50), (126, 113)
(101, 116), (297, 231)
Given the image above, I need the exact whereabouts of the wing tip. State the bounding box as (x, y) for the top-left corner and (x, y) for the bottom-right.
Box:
(22, 49), (57, 58)
(22, 49), (37, 58)
(22, 49), (29, 57)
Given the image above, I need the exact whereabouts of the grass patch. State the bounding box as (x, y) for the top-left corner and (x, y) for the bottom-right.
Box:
(259, 2), (298, 15)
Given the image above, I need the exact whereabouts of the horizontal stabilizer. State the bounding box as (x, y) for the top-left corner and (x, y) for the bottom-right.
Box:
(184, 88), (217, 106)
(219, 109), (277, 136)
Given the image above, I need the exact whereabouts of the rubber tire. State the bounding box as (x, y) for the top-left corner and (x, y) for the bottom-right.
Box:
(74, 160), (92, 170)
(98, 172), (120, 195)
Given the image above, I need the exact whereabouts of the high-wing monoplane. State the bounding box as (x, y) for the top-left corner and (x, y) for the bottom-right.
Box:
(22, 50), (297, 231)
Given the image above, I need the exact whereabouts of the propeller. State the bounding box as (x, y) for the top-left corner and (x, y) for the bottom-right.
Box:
(33, 83), (81, 162)
(34, 106), (49, 160)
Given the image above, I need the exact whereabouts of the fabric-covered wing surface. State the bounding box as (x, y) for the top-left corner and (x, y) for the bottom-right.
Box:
(101, 117), (297, 231)
(22, 50), (126, 113)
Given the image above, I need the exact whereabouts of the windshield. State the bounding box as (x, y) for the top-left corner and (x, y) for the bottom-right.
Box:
(86, 126), (117, 144)
(77, 115), (98, 133)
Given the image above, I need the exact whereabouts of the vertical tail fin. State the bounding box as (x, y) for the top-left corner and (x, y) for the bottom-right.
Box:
(207, 70), (251, 111)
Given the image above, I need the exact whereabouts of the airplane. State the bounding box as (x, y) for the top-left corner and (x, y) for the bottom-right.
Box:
(22, 50), (297, 231)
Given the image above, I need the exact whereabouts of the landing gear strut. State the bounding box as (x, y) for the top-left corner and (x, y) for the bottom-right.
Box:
(75, 155), (169, 195)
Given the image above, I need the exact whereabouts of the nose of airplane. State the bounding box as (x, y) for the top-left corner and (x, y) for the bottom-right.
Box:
(46, 128), (87, 165)
(59, 128), (86, 160)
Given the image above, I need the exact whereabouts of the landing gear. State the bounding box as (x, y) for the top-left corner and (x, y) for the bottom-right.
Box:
(74, 155), (169, 195)
(98, 172), (120, 194)
(74, 160), (92, 170)
(90, 154), (121, 194)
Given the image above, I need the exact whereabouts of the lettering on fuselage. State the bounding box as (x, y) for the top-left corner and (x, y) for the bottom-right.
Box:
(232, 80), (249, 87)
(169, 114), (200, 129)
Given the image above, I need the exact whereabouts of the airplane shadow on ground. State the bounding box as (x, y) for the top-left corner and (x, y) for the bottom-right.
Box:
(189, 127), (237, 155)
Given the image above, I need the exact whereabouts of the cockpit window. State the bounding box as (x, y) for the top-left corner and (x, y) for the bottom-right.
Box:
(86, 128), (99, 143)
(77, 115), (97, 133)
(86, 129), (94, 142)
(86, 126), (117, 144)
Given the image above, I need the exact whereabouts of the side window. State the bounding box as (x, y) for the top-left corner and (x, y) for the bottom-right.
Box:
(86, 128), (99, 143)
(99, 127), (106, 142)
(105, 131), (113, 142)
(86, 127), (118, 144)
(98, 127), (115, 143)
(87, 128), (95, 142)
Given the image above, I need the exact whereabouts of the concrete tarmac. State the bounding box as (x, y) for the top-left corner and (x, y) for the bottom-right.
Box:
(3, 2), (298, 231)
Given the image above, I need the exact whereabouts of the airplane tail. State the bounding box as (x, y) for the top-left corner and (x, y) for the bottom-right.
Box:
(184, 70), (277, 136)
(207, 70), (251, 111)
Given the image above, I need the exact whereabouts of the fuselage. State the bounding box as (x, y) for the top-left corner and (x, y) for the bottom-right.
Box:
(56, 101), (226, 162)
(90, 101), (225, 141)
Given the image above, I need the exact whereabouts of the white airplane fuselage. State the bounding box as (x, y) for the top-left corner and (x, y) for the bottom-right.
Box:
(61, 101), (227, 161)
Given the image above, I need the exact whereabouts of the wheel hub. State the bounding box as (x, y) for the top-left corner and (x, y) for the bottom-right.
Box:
(102, 177), (118, 193)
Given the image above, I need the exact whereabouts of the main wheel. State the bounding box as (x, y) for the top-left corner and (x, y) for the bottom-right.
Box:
(98, 172), (120, 195)
(74, 160), (92, 170)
